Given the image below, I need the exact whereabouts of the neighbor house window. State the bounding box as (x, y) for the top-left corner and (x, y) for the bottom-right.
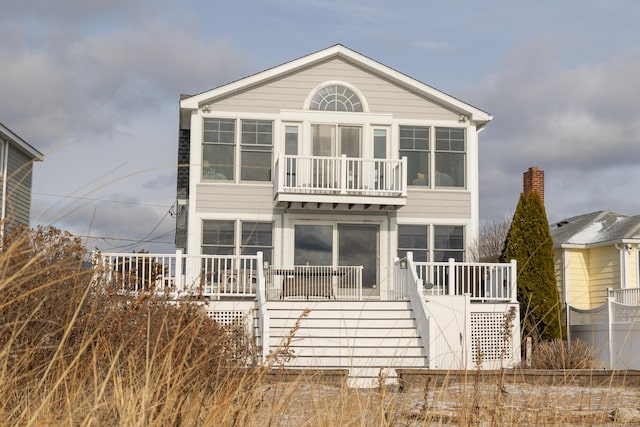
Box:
(400, 126), (430, 187)
(310, 84), (363, 112)
(435, 127), (465, 188)
(240, 221), (273, 264)
(434, 225), (465, 262)
(203, 118), (235, 181)
(398, 225), (429, 262)
(202, 220), (235, 255)
(241, 120), (272, 181)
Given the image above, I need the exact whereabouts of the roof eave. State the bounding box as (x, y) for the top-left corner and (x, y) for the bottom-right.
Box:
(180, 45), (493, 122)
(0, 123), (44, 161)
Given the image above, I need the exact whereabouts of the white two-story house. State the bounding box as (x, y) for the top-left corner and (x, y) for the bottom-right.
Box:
(98, 45), (518, 384)
(176, 44), (491, 297)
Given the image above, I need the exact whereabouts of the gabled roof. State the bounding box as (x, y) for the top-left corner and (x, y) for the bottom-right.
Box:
(551, 210), (640, 247)
(180, 44), (492, 126)
(0, 123), (44, 161)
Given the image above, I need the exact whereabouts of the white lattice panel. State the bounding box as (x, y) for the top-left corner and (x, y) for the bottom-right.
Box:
(470, 312), (513, 363)
(208, 309), (249, 326)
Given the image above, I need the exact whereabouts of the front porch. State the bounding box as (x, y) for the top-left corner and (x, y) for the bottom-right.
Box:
(92, 250), (520, 384)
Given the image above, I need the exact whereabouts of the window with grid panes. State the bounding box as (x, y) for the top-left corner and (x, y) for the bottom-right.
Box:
(202, 220), (235, 255)
(241, 120), (273, 181)
(240, 221), (273, 264)
(434, 225), (464, 261)
(203, 118), (235, 181)
(435, 127), (465, 188)
(398, 225), (429, 262)
(400, 126), (430, 187)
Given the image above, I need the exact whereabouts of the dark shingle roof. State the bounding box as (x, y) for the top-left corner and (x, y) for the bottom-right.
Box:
(550, 210), (640, 246)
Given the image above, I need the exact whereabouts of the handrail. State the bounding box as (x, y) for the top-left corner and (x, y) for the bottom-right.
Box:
(399, 252), (431, 367)
(255, 252), (269, 363)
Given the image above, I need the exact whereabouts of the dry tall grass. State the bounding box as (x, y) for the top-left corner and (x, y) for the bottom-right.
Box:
(1, 225), (637, 426)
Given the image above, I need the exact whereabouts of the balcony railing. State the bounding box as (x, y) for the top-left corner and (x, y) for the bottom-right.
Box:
(265, 265), (363, 301)
(274, 154), (407, 206)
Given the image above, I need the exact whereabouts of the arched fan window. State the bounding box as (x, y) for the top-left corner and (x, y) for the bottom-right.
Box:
(309, 84), (363, 112)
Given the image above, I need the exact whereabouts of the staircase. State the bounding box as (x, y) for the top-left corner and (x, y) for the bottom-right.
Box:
(266, 300), (428, 388)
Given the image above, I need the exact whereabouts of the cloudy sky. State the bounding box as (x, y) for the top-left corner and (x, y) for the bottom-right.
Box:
(2, 0), (639, 253)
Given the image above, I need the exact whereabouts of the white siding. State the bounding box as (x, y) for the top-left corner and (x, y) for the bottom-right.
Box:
(210, 58), (459, 120)
(398, 190), (471, 219)
(195, 184), (273, 214)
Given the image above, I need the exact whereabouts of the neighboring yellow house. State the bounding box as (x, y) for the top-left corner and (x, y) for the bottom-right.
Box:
(551, 210), (640, 309)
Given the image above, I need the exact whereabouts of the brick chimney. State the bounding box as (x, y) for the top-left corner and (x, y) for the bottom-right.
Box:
(523, 166), (544, 204)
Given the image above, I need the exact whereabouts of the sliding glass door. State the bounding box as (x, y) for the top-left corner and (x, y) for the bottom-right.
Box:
(293, 223), (379, 293)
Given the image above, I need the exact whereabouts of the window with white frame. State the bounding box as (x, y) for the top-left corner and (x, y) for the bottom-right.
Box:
(400, 126), (430, 187)
(202, 220), (235, 255)
(202, 220), (273, 263)
(398, 225), (429, 262)
(203, 118), (235, 181)
(434, 225), (465, 261)
(435, 127), (465, 188)
(202, 118), (273, 182)
(240, 221), (273, 264)
(241, 120), (272, 181)
(309, 84), (363, 112)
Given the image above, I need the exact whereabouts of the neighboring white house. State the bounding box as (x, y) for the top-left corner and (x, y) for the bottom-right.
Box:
(0, 123), (43, 238)
(97, 45), (520, 386)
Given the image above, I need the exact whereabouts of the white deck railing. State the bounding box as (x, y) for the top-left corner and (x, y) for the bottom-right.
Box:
(275, 154), (407, 197)
(92, 251), (263, 299)
(92, 251), (181, 294)
(393, 258), (517, 302)
(265, 265), (363, 300)
(608, 288), (640, 305)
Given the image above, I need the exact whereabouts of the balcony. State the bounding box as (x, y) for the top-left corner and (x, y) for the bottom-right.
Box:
(274, 154), (407, 210)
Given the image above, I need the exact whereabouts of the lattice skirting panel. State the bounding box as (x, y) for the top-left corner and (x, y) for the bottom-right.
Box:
(470, 312), (513, 363)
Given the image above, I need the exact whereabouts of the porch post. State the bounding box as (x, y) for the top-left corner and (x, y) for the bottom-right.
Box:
(175, 249), (183, 292)
(510, 259), (518, 303)
(256, 251), (270, 363)
(448, 258), (456, 296)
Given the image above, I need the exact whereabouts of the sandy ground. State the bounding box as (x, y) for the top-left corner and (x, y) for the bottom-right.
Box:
(253, 381), (640, 426)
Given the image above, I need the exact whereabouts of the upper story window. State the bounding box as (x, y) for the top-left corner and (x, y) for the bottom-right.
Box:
(400, 126), (430, 187)
(435, 127), (465, 188)
(203, 118), (235, 181)
(310, 84), (363, 112)
(202, 118), (273, 182)
(241, 120), (273, 181)
(401, 126), (466, 189)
